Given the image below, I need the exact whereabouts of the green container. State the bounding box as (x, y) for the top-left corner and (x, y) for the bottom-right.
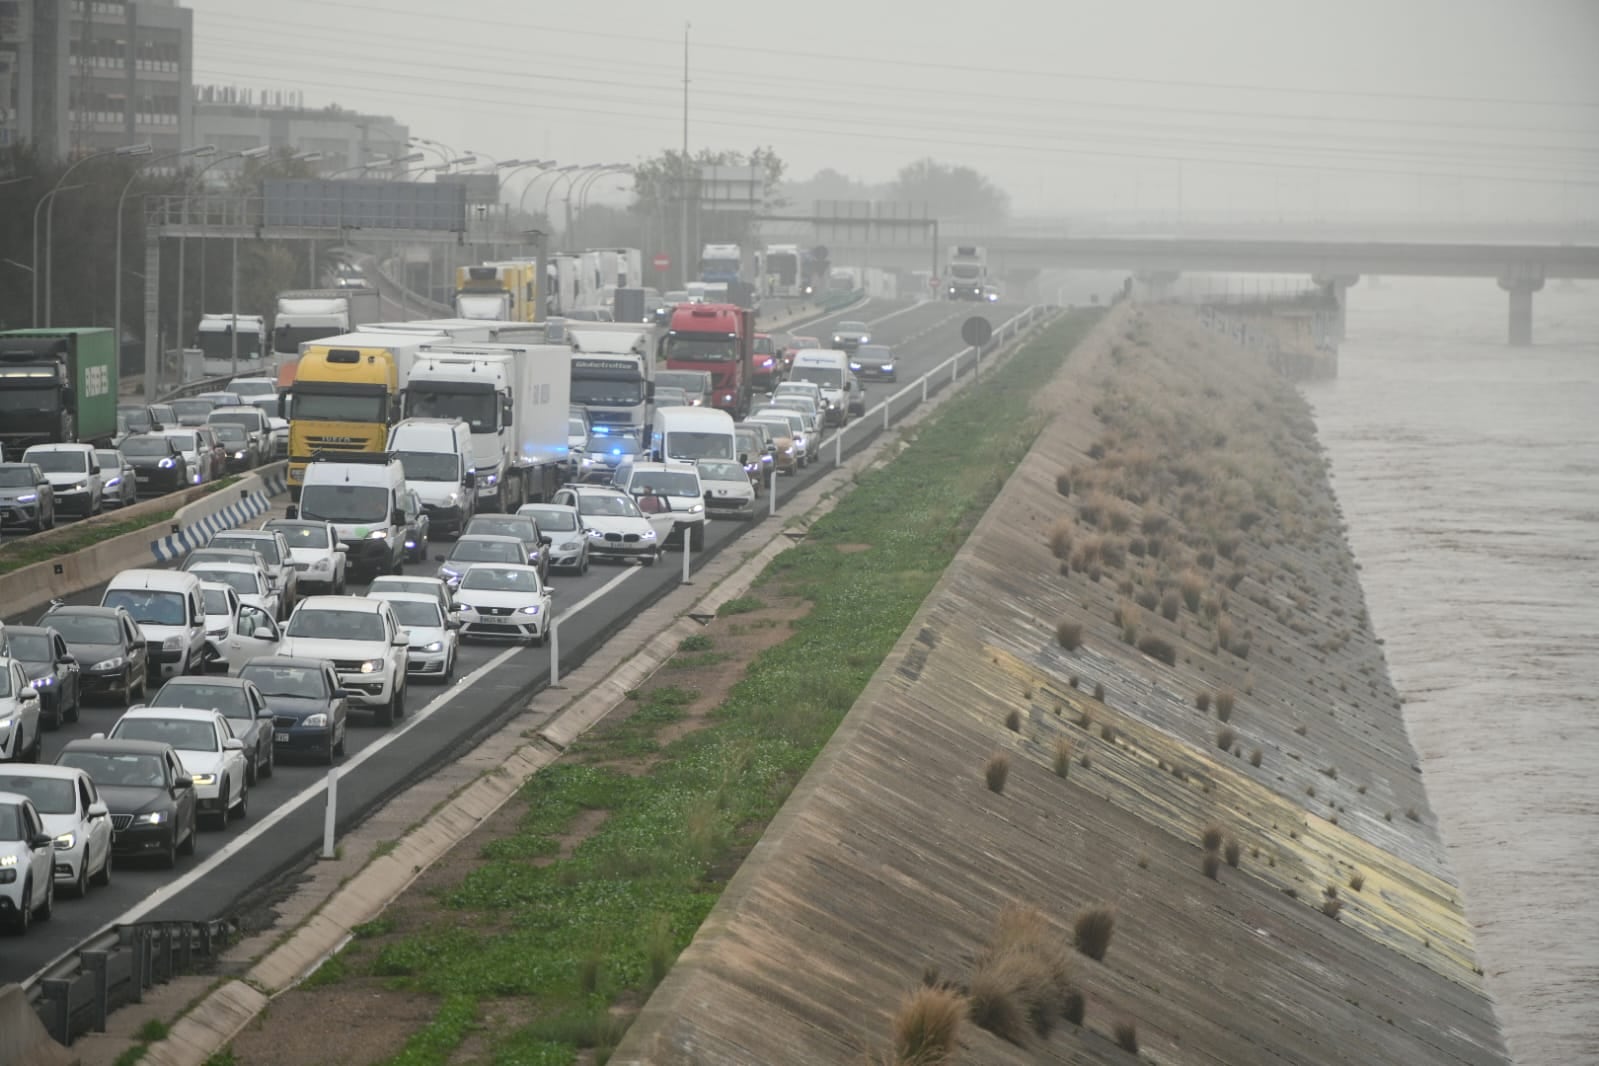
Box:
(0, 327), (120, 446)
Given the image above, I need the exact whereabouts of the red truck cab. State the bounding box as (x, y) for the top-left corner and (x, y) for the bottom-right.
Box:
(664, 303), (753, 418)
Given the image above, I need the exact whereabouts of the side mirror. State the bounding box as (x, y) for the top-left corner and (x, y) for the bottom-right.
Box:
(87, 801), (109, 819)
(285, 504), (298, 519)
(738, 453), (749, 465)
(463, 470), (476, 488)
(539, 534), (552, 546)
(174, 774), (194, 790)
(334, 543), (348, 553)
(391, 509), (406, 526)
(434, 553), (447, 563)
(446, 618), (461, 630)
(223, 737), (245, 751)
(31, 833), (54, 850)
(19, 687), (38, 703)
(392, 630), (410, 647)
(57, 655), (76, 667)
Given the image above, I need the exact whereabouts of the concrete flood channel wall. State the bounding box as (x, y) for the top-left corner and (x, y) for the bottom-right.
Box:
(614, 305), (1508, 1064)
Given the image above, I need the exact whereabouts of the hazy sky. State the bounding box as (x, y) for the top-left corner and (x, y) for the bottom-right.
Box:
(189, 0), (1599, 218)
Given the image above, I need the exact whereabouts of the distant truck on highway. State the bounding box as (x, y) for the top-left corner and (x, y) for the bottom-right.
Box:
(454, 263), (537, 323)
(699, 243), (745, 285)
(944, 246), (989, 300)
(762, 244), (803, 297)
(271, 288), (382, 363)
(195, 314), (267, 376)
(285, 332), (424, 492)
(664, 303), (753, 418)
(0, 328), (118, 451)
(567, 323), (660, 438)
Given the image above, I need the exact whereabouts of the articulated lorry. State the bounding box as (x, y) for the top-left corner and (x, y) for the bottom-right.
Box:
(762, 244), (803, 297)
(271, 288), (383, 362)
(663, 303), (753, 419)
(0, 328), (118, 451)
(944, 246), (989, 300)
(402, 343), (571, 512)
(285, 332), (426, 492)
(196, 314), (268, 376)
(567, 323), (660, 436)
(699, 243), (745, 285)
(582, 248), (644, 292)
(454, 263), (538, 322)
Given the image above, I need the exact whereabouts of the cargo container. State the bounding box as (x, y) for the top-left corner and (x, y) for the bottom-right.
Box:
(0, 328), (119, 450)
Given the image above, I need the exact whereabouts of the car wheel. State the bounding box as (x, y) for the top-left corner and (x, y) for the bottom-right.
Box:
(322, 733), (336, 765)
(14, 880), (30, 934)
(233, 785), (247, 822)
(377, 692), (396, 726)
(393, 682), (406, 720)
(177, 820), (195, 856)
(214, 784), (230, 829)
(444, 650), (456, 683)
(644, 549), (658, 567)
(580, 552), (590, 575)
(334, 723), (347, 757)
(45, 503), (55, 530)
(690, 525), (706, 552)
(37, 877), (52, 921)
(120, 668), (134, 704)
(71, 858), (88, 899)
(92, 847), (111, 888)
(24, 726), (41, 763)
(162, 832), (179, 868)
(245, 752), (257, 787)
(64, 685), (80, 724)
(261, 743), (274, 779)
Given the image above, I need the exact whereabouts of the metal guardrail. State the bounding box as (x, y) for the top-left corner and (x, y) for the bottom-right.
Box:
(30, 920), (237, 1046)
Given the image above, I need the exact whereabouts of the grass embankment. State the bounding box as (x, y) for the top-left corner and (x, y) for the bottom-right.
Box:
(285, 312), (1095, 1066)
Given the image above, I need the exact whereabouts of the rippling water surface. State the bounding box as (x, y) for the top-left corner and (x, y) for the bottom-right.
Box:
(1304, 278), (1599, 1066)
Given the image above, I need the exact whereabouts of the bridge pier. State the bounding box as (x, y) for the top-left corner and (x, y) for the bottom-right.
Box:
(1498, 271), (1544, 347)
(1312, 274), (1359, 342)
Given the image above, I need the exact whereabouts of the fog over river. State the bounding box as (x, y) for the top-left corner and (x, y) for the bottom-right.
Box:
(1305, 277), (1599, 1066)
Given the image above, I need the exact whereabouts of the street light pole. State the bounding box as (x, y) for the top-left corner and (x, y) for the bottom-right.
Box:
(115, 145), (214, 393)
(36, 141), (151, 326)
(192, 145), (269, 349)
(519, 164), (573, 222)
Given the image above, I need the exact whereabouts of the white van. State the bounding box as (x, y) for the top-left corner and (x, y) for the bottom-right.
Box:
(649, 406), (738, 464)
(386, 418), (476, 536)
(100, 569), (208, 682)
(787, 350), (851, 425)
(289, 452), (409, 577)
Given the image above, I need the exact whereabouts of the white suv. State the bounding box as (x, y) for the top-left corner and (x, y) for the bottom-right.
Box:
(21, 443), (103, 517)
(611, 461), (707, 551)
(0, 791), (55, 933)
(279, 597), (410, 725)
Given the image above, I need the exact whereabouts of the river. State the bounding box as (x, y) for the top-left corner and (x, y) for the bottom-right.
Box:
(1303, 277), (1599, 1066)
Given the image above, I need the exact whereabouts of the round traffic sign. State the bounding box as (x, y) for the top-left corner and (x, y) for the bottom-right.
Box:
(962, 316), (993, 348)
(652, 253), (671, 271)
(929, 276), (941, 292)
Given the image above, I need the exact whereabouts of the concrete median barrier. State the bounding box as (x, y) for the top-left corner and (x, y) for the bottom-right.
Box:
(0, 983), (73, 1066)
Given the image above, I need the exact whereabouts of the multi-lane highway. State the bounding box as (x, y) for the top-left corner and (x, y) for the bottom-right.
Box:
(0, 296), (1032, 983)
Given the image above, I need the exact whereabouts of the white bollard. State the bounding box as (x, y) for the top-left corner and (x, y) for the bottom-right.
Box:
(883, 399), (891, 430)
(769, 461), (778, 517)
(548, 617), (561, 688)
(835, 427), (843, 466)
(921, 375), (928, 403)
(681, 525), (692, 584)
(321, 768), (338, 859)
(952, 357), (959, 385)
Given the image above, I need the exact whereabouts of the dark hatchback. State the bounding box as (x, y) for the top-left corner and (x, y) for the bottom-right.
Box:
(54, 739), (197, 868)
(3, 626), (80, 728)
(119, 434), (190, 496)
(36, 604), (148, 704)
(238, 657), (348, 765)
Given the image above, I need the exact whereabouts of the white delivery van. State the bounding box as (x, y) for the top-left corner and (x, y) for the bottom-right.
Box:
(100, 569), (209, 682)
(649, 406), (738, 465)
(787, 349), (852, 426)
(289, 452), (409, 577)
(386, 418), (476, 536)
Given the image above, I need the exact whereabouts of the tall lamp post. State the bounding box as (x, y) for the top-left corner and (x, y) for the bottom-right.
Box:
(571, 165), (631, 248)
(115, 144), (215, 395)
(36, 141), (151, 326)
(191, 146), (269, 351)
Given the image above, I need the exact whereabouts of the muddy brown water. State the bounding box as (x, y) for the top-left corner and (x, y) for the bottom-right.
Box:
(1305, 277), (1599, 1066)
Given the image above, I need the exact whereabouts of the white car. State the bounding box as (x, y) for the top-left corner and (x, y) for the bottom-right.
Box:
(199, 582), (242, 649)
(263, 518), (348, 595)
(0, 791), (55, 933)
(199, 586), (283, 675)
(0, 658), (44, 763)
(695, 458), (757, 520)
(372, 591), (458, 683)
(369, 576), (454, 624)
(278, 597), (410, 725)
(226, 376), (278, 404)
(612, 461), (707, 550)
(106, 707), (248, 829)
(159, 428), (214, 485)
(516, 503), (590, 574)
(452, 564), (553, 644)
(22, 443), (104, 517)
(187, 563), (281, 621)
(0, 765), (112, 898)
(209, 529), (298, 616)
(752, 409), (811, 467)
(771, 381), (824, 411)
(550, 485), (660, 566)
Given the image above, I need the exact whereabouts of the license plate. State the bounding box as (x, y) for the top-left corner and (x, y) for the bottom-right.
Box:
(483, 616), (516, 624)
(275, 731), (290, 742)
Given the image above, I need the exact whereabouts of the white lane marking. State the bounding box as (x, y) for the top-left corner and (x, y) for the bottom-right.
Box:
(108, 565), (643, 926)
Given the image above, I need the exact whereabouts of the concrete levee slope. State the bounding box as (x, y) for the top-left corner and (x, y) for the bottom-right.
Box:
(612, 304), (1509, 1065)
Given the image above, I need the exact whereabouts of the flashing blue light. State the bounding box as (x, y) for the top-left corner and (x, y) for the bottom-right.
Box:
(593, 425), (610, 434)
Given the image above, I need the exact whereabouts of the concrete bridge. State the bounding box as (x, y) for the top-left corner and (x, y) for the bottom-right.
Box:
(809, 229), (1599, 346)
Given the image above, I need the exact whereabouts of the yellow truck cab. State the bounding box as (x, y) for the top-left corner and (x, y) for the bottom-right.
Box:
(286, 333), (422, 492)
(453, 263), (538, 323)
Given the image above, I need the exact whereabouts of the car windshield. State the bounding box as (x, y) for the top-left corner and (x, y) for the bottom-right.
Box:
(202, 588), (234, 614)
(7, 633), (52, 660)
(837, 322), (867, 332)
(239, 664), (329, 699)
(120, 408), (154, 430)
(0, 803), (24, 839)
(0, 775), (75, 815)
(756, 411), (803, 431)
(654, 388), (687, 406)
(389, 601), (443, 628)
(113, 717), (219, 752)
(229, 380), (276, 397)
(520, 507), (576, 532)
(44, 614), (122, 644)
(153, 682), (251, 715)
(164, 432), (199, 452)
(857, 346), (893, 360)
(632, 470), (700, 496)
(466, 517), (533, 542)
(299, 485), (389, 524)
(208, 411), (260, 429)
(697, 460), (745, 482)
(27, 450), (87, 473)
(460, 568), (541, 593)
(396, 451), (460, 482)
(0, 466), (38, 487)
(450, 539), (523, 563)
(588, 432), (641, 456)
(286, 609), (385, 642)
(579, 493), (640, 518)
(171, 400), (213, 419)
(270, 523), (330, 549)
(214, 425), (247, 444)
(789, 366), (843, 387)
(191, 569), (258, 595)
(58, 751), (167, 788)
(372, 579), (438, 600)
(102, 589), (186, 627)
(120, 437), (174, 457)
(214, 536), (279, 566)
(404, 391), (497, 433)
(655, 372), (709, 394)
(568, 418), (587, 437)
(95, 450), (122, 470)
(665, 431), (733, 461)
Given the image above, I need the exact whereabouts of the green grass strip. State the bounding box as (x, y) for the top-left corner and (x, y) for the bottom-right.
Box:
(360, 312), (1097, 1065)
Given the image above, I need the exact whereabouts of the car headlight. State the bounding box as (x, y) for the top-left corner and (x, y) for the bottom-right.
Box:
(881, 364), (894, 371)
(445, 493), (459, 506)
(132, 811), (168, 825)
(105, 476), (122, 488)
(190, 773), (217, 786)
(642, 529), (657, 540)
(832, 336), (841, 343)
(585, 528), (604, 539)
(520, 605), (541, 615)
(90, 657), (125, 671)
(54, 832), (76, 850)
(31, 676), (54, 688)
(312, 558), (331, 571)
(359, 658), (384, 674)
(162, 636), (183, 651)
(71, 480), (88, 491)
(207, 627), (227, 638)
(158, 457), (175, 469)
(367, 529), (389, 540)
(849, 362), (861, 371)
(560, 540), (582, 552)
(483, 472), (499, 487)
(421, 640), (444, 652)
(16, 493), (37, 503)
(233, 450), (246, 459)
(688, 503), (704, 514)
(301, 713), (329, 728)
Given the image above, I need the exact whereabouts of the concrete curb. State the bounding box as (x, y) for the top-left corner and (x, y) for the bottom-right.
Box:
(121, 313), (1060, 1066)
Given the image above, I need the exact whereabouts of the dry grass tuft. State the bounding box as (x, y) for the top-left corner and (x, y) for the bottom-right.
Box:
(1160, 589), (1180, 621)
(1349, 871), (1366, 892)
(1052, 738), (1073, 778)
(1114, 1019), (1140, 1053)
(1055, 471), (1073, 497)
(1055, 619), (1084, 651)
(1180, 569), (1206, 612)
(1195, 691), (1211, 712)
(1048, 518), (1075, 561)
(1216, 726), (1237, 751)
(890, 984), (967, 1065)
(1224, 839), (1241, 868)
(1201, 824), (1224, 851)
(1093, 682), (1106, 702)
(1073, 906), (1116, 962)
(1137, 634), (1177, 666)
(1248, 748), (1263, 767)
(1202, 851), (1221, 880)
(1062, 988), (1086, 1026)
(1005, 708), (1022, 732)
(1214, 689), (1236, 721)
(1406, 807), (1422, 822)
(1322, 896), (1344, 920)
(984, 753), (1010, 794)
(1099, 723), (1117, 744)
(968, 905), (1077, 1045)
